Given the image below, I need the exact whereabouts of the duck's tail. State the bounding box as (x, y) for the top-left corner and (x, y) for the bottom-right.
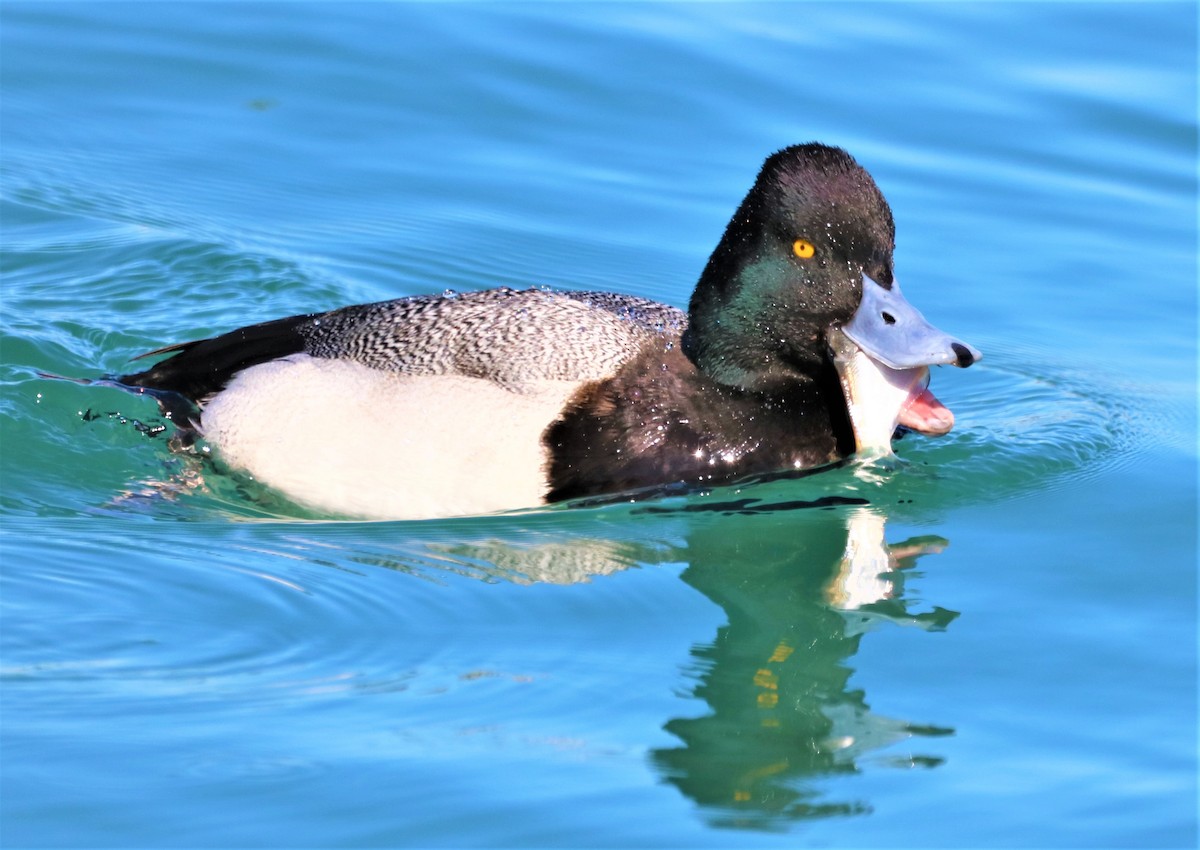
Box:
(109, 312), (318, 437)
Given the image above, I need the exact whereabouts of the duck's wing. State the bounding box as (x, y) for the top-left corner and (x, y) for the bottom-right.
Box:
(300, 288), (686, 385)
(118, 288), (687, 406)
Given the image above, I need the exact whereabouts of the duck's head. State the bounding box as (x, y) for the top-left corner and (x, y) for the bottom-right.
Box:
(682, 143), (981, 453)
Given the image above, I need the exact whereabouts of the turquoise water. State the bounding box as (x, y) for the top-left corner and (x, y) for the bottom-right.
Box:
(1, 2), (1196, 846)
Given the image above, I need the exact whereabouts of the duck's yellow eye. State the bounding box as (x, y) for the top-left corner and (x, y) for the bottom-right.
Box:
(792, 239), (815, 259)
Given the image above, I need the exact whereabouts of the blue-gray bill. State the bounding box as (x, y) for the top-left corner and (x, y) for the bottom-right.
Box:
(842, 274), (981, 370)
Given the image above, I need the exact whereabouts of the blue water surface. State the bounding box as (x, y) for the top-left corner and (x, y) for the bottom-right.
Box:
(1, 2), (1196, 847)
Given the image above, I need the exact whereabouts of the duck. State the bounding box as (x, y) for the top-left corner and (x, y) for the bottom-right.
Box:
(117, 143), (981, 520)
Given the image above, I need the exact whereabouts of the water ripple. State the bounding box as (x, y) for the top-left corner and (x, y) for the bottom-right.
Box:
(890, 337), (1153, 505)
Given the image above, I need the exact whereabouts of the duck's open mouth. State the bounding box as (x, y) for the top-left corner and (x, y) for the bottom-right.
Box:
(899, 377), (954, 436)
(830, 274), (980, 456)
(830, 331), (953, 454)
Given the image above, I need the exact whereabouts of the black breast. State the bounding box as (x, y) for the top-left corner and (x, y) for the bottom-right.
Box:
(543, 345), (854, 503)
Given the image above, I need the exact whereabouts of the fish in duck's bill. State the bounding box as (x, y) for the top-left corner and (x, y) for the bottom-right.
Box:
(109, 144), (981, 520)
(830, 273), (980, 456)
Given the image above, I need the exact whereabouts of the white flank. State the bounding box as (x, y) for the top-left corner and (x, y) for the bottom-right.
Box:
(200, 355), (583, 520)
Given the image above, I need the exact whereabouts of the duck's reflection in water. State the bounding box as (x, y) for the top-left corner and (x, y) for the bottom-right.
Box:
(294, 494), (958, 828)
(648, 505), (956, 827)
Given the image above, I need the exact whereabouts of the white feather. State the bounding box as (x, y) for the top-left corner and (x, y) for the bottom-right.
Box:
(199, 354), (583, 520)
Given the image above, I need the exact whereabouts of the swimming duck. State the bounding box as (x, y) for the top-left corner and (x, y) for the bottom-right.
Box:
(118, 144), (980, 520)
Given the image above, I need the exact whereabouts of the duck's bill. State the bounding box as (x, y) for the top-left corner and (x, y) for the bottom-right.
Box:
(842, 274), (981, 370)
(830, 276), (980, 455)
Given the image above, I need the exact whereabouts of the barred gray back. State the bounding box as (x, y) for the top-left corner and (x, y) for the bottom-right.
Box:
(300, 287), (687, 384)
